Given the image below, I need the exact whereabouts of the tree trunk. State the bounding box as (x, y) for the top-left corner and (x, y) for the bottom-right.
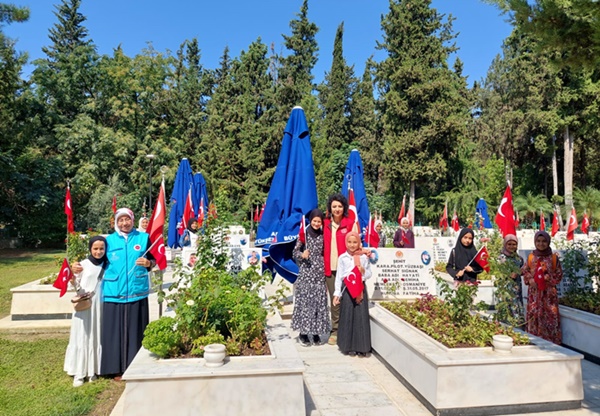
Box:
(552, 135), (559, 197)
(409, 180), (416, 226)
(564, 127), (574, 216)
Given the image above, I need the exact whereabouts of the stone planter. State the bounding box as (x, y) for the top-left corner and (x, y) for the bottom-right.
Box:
(10, 279), (75, 320)
(121, 312), (305, 416)
(436, 271), (496, 307)
(370, 303), (583, 415)
(560, 305), (600, 363)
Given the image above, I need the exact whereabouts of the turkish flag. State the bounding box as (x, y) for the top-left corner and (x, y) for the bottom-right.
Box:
(53, 258), (72, 297)
(551, 209), (560, 237)
(582, 212), (590, 235)
(259, 203), (265, 221)
(533, 259), (547, 291)
(146, 180), (167, 270)
(366, 215), (380, 248)
(179, 188), (194, 236)
(348, 188), (359, 230)
(198, 197), (205, 227)
(65, 186), (75, 234)
(473, 246), (490, 273)
(540, 211), (545, 231)
(253, 205), (259, 222)
(439, 203), (448, 231)
(343, 265), (364, 299)
(495, 185), (516, 237)
(298, 214), (306, 244)
(397, 195), (406, 225)
(514, 210), (520, 230)
(112, 194), (117, 214)
(567, 206), (578, 241)
(451, 210), (460, 232)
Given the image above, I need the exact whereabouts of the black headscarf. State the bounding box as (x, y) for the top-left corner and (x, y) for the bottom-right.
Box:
(451, 228), (479, 270)
(307, 209), (324, 238)
(187, 218), (199, 232)
(87, 235), (108, 267)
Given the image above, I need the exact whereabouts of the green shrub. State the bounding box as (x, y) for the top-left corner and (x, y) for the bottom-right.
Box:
(142, 316), (182, 358)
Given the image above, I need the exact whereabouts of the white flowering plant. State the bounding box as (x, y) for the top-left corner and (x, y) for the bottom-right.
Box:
(142, 215), (268, 358)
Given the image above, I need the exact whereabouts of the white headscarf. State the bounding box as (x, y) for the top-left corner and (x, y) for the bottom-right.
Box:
(115, 208), (135, 238)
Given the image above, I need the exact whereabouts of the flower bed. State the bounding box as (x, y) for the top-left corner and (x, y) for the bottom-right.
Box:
(122, 312), (305, 415)
(370, 302), (583, 415)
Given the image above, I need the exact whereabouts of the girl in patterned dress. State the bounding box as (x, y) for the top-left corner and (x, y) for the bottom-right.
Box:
(292, 209), (331, 346)
(521, 231), (563, 343)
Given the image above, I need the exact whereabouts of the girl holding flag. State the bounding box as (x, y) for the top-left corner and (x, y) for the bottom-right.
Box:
(446, 228), (483, 283)
(497, 234), (525, 326)
(521, 231), (563, 344)
(291, 209), (330, 346)
(393, 217), (415, 248)
(333, 231), (372, 357)
(64, 236), (107, 387)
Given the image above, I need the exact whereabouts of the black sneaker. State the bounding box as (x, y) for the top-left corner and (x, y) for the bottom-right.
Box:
(312, 335), (321, 345)
(299, 334), (311, 347)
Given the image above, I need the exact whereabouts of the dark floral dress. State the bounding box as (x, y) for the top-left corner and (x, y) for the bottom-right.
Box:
(521, 253), (563, 344)
(498, 253), (525, 326)
(291, 233), (331, 335)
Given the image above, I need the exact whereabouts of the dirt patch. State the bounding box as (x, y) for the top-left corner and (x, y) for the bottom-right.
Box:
(88, 380), (126, 416)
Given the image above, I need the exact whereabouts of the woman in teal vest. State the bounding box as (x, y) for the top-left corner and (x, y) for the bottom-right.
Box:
(101, 208), (155, 378)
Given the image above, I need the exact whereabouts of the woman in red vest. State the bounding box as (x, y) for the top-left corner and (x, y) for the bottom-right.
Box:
(323, 193), (357, 345)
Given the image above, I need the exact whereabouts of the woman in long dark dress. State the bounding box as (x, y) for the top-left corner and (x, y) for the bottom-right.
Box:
(102, 208), (155, 378)
(291, 209), (331, 346)
(446, 228), (483, 283)
(497, 234), (525, 326)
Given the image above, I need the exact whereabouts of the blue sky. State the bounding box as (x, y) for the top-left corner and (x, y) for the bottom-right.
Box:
(5, 0), (513, 86)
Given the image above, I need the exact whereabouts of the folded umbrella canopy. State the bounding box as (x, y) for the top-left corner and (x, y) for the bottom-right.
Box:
(475, 198), (493, 229)
(341, 149), (370, 237)
(255, 106), (318, 283)
(193, 172), (209, 220)
(167, 158), (194, 248)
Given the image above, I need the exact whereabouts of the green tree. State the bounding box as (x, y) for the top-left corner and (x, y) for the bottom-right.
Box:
(374, 0), (470, 221)
(486, 0), (600, 70)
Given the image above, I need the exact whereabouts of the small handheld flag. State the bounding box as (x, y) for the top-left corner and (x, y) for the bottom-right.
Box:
(343, 265), (364, 299)
(53, 258), (72, 297)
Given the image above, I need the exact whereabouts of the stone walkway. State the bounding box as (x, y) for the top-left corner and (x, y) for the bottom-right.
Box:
(2, 266), (600, 416)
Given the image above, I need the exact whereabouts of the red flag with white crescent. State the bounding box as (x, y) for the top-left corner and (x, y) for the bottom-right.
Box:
(397, 195), (406, 225)
(366, 215), (380, 248)
(146, 180), (167, 270)
(540, 210), (546, 231)
(343, 265), (364, 299)
(112, 195), (117, 214)
(253, 205), (259, 222)
(439, 203), (448, 232)
(567, 206), (578, 241)
(495, 185), (516, 237)
(198, 197), (205, 227)
(582, 212), (590, 235)
(451, 210), (460, 232)
(551, 209), (560, 237)
(473, 246), (490, 273)
(259, 203), (265, 222)
(348, 189), (359, 231)
(298, 214), (306, 244)
(179, 188), (194, 236)
(53, 258), (72, 297)
(65, 186), (75, 234)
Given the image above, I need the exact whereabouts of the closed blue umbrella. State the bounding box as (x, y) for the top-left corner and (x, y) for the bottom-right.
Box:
(255, 106), (318, 283)
(341, 149), (370, 236)
(476, 198), (493, 229)
(167, 158), (193, 248)
(193, 172), (209, 218)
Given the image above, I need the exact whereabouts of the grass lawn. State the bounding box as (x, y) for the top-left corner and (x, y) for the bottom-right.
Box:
(0, 249), (62, 318)
(0, 249), (124, 415)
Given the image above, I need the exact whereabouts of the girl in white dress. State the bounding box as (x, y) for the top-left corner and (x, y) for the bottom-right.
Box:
(64, 236), (107, 387)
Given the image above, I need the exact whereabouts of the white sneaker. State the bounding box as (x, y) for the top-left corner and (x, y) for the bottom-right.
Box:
(73, 377), (84, 387)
